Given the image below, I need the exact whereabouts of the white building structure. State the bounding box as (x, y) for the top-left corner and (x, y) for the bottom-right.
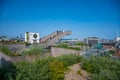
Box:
(116, 37), (120, 41)
(25, 32), (40, 44)
(116, 30), (120, 41)
(85, 37), (99, 46)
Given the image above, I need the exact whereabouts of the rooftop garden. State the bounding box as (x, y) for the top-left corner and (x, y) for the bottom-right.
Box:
(23, 46), (44, 56)
(74, 42), (88, 46)
(0, 44), (48, 57)
(53, 43), (81, 50)
(0, 46), (21, 56)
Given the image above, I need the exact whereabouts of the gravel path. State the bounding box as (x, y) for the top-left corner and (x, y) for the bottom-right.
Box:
(64, 63), (89, 80)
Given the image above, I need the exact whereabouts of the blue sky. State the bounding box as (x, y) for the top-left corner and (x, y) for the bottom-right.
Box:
(0, 0), (120, 39)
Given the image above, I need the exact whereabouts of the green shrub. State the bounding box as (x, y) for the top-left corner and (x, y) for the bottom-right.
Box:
(57, 54), (84, 66)
(109, 50), (115, 55)
(49, 60), (67, 80)
(54, 43), (81, 50)
(23, 46), (44, 56)
(0, 46), (21, 56)
(81, 57), (120, 80)
(0, 63), (17, 80)
(15, 59), (51, 80)
(2, 53), (120, 80)
(0, 54), (84, 80)
(0, 46), (12, 56)
(74, 42), (87, 46)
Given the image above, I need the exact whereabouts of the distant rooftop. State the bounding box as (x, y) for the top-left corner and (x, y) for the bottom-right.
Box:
(88, 37), (98, 39)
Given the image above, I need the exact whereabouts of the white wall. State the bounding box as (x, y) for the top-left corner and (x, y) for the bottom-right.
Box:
(25, 32), (40, 44)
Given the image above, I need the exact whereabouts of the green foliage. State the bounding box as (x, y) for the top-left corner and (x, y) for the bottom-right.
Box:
(49, 60), (67, 80)
(74, 42), (87, 46)
(0, 45), (21, 56)
(54, 43), (81, 50)
(0, 46), (13, 56)
(12, 57), (53, 80)
(0, 54), (83, 80)
(0, 63), (17, 80)
(57, 54), (84, 66)
(0, 45), (2, 49)
(109, 50), (115, 55)
(23, 46), (44, 56)
(77, 70), (82, 75)
(81, 57), (120, 80)
(15, 61), (51, 80)
(2, 54), (120, 80)
(55, 43), (68, 48)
